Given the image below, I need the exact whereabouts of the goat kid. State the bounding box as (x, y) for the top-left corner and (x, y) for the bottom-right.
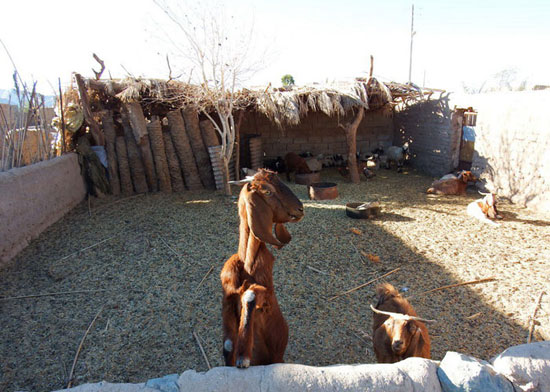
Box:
(426, 170), (477, 195)
(372, 283), (433, 363)
(221, 170), (304, 368)
(467, 192), (502, 227)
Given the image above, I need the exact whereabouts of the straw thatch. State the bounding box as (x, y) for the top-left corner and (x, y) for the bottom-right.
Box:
(147, 116), (172, 193)
(121, 115), (149, 194)
(100, 111), (121, 195)
(255, 80), (373, 128)
(115, 135), (134, 195)
(166, 110), (203, 190)
(182, 107), (216, 189)
(199, 120), (221, 148)
(162, 127), (186, 192)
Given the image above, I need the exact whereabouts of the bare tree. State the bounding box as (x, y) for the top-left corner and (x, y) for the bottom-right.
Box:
(153, 0), (262, 195)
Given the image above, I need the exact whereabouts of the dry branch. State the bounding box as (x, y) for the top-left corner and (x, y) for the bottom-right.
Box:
(328, 267), (401, 301)
(306, 265), (330, 275)
(407, 278), (497, 300)
(196, 265), (215, 290)
(0, 289), (109, 301)
(53, 235), (119, 264)
(193, 330), (211, 370)
(74, 73), (104, 146)
(528, 291), (545, 343)
(67, 305), (105, 388)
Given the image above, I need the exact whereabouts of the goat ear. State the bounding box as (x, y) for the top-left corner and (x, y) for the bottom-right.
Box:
(274, 223), (291, 247)
(245, 191), (283, 247)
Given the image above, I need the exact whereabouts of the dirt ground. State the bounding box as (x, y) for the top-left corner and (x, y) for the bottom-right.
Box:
(1, 168), (549, 391)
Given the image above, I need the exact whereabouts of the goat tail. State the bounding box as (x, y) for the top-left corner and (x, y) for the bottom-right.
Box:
(376, 283), (400, 305)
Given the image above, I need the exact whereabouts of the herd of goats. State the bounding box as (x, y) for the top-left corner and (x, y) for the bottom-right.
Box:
(220, 143), (503, 369)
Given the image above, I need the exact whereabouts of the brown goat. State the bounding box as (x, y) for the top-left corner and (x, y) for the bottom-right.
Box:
(284, 152), (311, 181)
(372, 283), (432, 363)
(221, 169), (304, 368)
(426, 170), (477, 195)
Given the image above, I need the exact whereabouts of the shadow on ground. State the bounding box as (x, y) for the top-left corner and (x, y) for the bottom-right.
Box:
(0, 169), (547, 391)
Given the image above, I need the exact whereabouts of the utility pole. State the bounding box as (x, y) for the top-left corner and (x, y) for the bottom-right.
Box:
(408, 4), (415, 84)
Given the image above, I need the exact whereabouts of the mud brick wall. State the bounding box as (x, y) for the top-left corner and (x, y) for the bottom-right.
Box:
(0, 153), (86, 266)
(239, 110), (393, 166)
(453, 91), (550, 212)
(393, 96), (459, 177)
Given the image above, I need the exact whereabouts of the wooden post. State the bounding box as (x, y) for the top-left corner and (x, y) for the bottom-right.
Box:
(74, 73), (105, 146)
(340, 108), (365, 184)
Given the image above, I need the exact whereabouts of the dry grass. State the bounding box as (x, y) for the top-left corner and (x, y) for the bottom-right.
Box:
(1, 168), (549, 391)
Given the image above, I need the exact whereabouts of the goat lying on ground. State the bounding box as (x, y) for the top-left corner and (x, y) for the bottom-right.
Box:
(284, 152), (311, 181)
(221, 169), (304, 368)
(467, 192), (503, 227)
(372, 283), (433, 363)
(426, 170), (477, 195)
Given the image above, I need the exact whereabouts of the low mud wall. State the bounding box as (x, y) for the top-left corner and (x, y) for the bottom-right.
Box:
(0, 153), (86, 266)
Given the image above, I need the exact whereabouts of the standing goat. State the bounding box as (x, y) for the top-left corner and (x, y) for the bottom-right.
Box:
(372, 283), (433, 363)
(221, 169), (304, 368)
(426, 170), (477, 195)
(467, 192), (502, 227)
(385, 143), (410, 173)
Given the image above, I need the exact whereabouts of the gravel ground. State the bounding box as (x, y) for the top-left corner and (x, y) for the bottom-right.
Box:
(1, 168), (549, 391)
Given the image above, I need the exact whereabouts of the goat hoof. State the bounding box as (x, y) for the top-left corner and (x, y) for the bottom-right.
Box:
(236, 356), (250, 368)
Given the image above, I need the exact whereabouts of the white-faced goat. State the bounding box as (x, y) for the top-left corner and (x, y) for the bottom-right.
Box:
(385, 143), (410, 173)
(372, 283), (433, 363)
(467, 192), (503, 227)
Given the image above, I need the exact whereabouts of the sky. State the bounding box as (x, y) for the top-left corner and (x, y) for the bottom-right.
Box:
(1, 0), (550, 95)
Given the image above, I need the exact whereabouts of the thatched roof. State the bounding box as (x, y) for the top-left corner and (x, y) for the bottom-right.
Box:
(82, 76), (440, 126)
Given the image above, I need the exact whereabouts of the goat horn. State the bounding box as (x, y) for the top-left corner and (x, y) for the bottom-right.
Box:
(228, 176), (255, 185)
(478, 190), (491, 196)
(370, 305), (436, 324)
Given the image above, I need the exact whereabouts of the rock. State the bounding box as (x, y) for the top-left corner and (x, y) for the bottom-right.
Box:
(178, 360), (442, 392)
(491, 341), (550, 392)
(437, 351), (514, 392)
(145, 373), (179, 392)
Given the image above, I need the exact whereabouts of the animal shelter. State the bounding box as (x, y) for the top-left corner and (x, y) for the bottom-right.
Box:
(1, 74), (549, 391)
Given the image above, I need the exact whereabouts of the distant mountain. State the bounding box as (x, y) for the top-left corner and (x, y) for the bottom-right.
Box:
(0, 89), (56, 107)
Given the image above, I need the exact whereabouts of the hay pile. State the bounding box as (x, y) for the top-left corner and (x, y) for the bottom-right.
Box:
(0, 168), (548, 391)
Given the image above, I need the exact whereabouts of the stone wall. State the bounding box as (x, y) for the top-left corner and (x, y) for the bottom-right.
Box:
(239, 110), (393, 166)
(393, 96), (459, 177)
(0, 153), (86, 266)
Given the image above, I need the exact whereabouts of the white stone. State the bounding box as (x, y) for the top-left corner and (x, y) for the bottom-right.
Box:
(491, 341), (550, 392)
